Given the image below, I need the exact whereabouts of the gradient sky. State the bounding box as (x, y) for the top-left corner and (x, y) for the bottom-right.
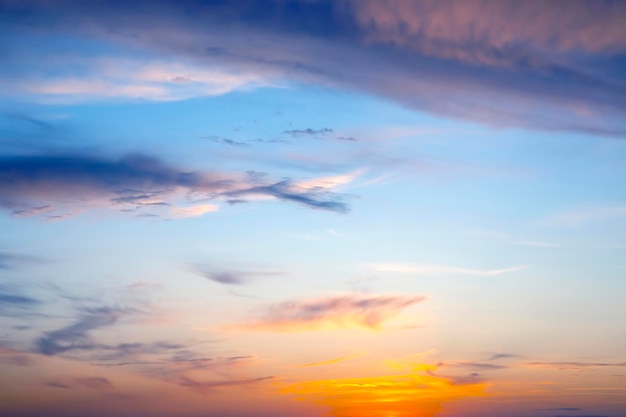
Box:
(1, 1), (626, 416)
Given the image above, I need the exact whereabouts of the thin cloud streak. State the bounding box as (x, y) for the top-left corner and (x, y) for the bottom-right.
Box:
(368, 263), (529, 276)
(297, 352), (366, 368)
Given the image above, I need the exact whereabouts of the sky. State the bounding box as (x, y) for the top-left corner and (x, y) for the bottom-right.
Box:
(1, 1), (625, 416)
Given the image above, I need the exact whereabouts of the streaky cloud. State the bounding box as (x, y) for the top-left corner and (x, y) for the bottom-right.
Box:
(188, 263), (286, 286)
(368, 262), (529, 276)
(0, 153), (352, 216)
(226, 293), (426, 332)
(0, 252), (45, 270)
(179, 375), (274, 393)
(35, 306), (137, 356)
(297, 352), (366, 368)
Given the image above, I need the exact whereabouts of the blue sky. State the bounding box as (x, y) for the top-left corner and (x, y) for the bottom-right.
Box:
(1, 1), (626, 417)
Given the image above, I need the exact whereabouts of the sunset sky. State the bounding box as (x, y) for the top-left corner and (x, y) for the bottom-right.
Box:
(1, 1), (626, 416)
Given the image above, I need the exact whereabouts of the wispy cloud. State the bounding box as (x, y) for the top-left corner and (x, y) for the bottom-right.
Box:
(226, 293), (425, 332)
(4, 57), (274, 103)
(283, 128), (334, 138)
(296, 352), (366, 368)
(367, 263), (529, 276)
(44, 377), (115, 391)
(0, 252), (44, 270)
(526, 361), (626, 371)
(548, 205), (626, 226)
(35, 306), (137, 356)
(188, 264), (286, 286)
(0, 153), (352, 217)
(205, 136), (250, 147)
(179, 375), (274, 393)
(0, 285), (42, 317)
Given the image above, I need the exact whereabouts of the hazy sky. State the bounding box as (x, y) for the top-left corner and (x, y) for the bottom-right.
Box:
(1, 1), (625, 416)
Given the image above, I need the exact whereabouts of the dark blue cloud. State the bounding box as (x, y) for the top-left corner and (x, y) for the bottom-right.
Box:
(0, 153), (351, 214)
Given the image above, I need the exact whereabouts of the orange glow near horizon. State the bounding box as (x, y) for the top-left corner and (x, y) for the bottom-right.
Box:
(282, 363), (486, 417)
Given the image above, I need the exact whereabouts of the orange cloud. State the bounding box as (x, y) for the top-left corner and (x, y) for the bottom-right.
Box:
(226, 293), (425, 332)
(283, 363), (485, 417)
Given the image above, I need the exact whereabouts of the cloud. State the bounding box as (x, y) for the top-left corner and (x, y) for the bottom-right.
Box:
(440, 361), (507, 371)
(205, 136), (250, 147)
(0, 153), (351, 216)
(553, 414), (612, 417)
(223, 180), (349, 213)
(35, 306), (135, 356)
(227, 293), (426, 332)
(44, 377), (115, 390)
(74, 377), (115, 390)
(1, 0), (625, 135)
(368, 263), (528, 276)
(188, 264), (286, 286)
(178, 375), (274, 393)
(297, 352), (366, 368)
(283, 128), (334, 138)
(487, 353), (521, 361)
(43, 380), (73, 389)
(0, 345), (38, 367)
(2, 55), (274, 102)
(0, 285), (41, 317)
(548, 205), (626, 226)
(11, 205), (53, 217)
(526, 361), (626, 371)
(0, 252), (44, 270)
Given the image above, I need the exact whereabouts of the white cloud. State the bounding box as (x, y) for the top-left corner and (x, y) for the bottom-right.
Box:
(367, 263), (528, 276)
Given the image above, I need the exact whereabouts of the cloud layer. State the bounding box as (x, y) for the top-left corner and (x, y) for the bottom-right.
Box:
(1, 0), (625, 135)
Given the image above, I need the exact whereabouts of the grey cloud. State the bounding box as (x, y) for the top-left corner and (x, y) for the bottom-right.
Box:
(44, 380), (72, 389)
(35, 306), (134, 356)
(74, 377), (115, 390)
(178, 375), (274, 393)
(188, 264), (286, 286)
(487, 353), (520, 361)
(44, 377), (115, 390)
(283, 128), (334, 138)
(205, 136), (250, 147)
